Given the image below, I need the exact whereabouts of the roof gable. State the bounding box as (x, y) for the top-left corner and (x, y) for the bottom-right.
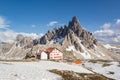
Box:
(45, 48), (55, 53)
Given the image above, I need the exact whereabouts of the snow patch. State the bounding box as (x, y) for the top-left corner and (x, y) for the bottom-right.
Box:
(80, 52), (92, 59)
(0, 61), (92, 80)
(104, 44), (119, 49)
(66, 46), (75, 51)
(84, 61), (120, 80)
(78, 41), (92, 59)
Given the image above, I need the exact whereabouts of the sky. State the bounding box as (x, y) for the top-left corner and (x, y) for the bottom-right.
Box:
(0, 0), (120, 43)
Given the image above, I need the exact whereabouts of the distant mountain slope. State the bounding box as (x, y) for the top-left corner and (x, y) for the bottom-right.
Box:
(0, 35), (33, 60)
(104, 44), (120, 54)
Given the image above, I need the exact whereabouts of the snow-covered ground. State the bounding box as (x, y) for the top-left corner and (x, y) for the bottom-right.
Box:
(0, 61), (92, 80)
(104, 44), (120, 49)
(84, 61), (120, 80)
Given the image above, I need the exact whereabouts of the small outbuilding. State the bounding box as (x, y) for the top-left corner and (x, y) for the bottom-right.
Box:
(36, 50), (48, 60)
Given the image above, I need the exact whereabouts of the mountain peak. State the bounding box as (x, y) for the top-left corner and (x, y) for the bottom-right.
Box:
(68, 16), (82, 32)
(72, 16), (79, 23)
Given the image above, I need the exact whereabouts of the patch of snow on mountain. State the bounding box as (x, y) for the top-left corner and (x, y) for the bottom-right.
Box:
(104, 44), (117, 49)
(66, 46), (79, 56)
(80, 52), (92, 59)
(49, 40), (55, 44)
(94, 44), (106, 57)
(78, 41), (92, 59)
(66, 46), (75, 51)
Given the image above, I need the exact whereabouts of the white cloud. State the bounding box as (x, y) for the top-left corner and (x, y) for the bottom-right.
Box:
(19, 32), (43, 39)
(0, 29), (17, 42)
(0, 16), (9, 29)
(113, 36), (120, 42)
(0, 16), (44, 43)
(94, 29), (114, 37)
(94, 19), (120, 44)
(47, 21), (58, 27)
(116, 19), (120, 25)
(31, 25), (36, 28)
(102, 23), (111, 29)
(0, 29), (43, 43)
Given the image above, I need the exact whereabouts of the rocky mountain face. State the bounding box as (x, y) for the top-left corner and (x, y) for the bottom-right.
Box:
(16, 34), (33, 49)
(0, 35), (33, 60)
(40, 16), (97, 51)
(39, 16), (120, 60)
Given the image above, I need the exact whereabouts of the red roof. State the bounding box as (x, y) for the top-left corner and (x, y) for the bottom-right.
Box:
(45, 48), (55, 53)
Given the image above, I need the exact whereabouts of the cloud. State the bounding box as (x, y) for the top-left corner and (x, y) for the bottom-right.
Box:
(0, 16), (44, 43)
(47, 21), (58, 27)
(116, 19), (120, 25)
(102, 23), (111, 29)
(19, 32), (44, 39)
(113, 36), (120, 43)
(0, 16), (9, 29)
(94, 19), (120, 44)
(0, 29), (44, 43)
(0, 29), (17, 42)
(94, 29), (114, 37)
(31, 24), (36, 28)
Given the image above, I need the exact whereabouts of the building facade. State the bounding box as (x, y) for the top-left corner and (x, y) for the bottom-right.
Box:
(36, 50), (48, 60)
(46, 48), (63, 60)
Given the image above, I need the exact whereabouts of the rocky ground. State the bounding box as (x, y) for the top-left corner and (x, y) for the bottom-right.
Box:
(109, 44), (120, 54)
(49, 69), (114, 80)
(83, 60), (120, 80)
(104, 44), (120, 54)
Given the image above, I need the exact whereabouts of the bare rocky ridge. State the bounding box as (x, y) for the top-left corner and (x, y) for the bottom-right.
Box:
(16, 34), (33, 49)
(40, 16), (97, 51)
(0, 35), (32, 60)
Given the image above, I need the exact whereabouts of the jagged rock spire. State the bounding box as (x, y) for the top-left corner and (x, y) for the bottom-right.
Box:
(72, 16), (79, 23)
(68, 16), (82, 33)
(39, 16), (97, 50)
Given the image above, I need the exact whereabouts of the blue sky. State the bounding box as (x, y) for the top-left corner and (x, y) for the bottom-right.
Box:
(0, 0), (120, 43)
